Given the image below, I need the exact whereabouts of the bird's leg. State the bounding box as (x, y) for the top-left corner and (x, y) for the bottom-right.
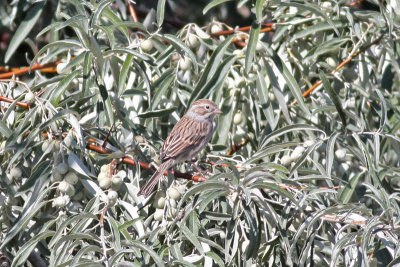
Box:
(189, 158), (209, 175)
(193, 163), (208, 174)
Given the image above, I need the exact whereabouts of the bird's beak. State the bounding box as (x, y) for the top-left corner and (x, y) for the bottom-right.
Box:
(214, 108), (223, 114)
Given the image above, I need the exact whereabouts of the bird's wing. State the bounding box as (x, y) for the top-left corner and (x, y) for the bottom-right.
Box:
(160, 116), (212, 162)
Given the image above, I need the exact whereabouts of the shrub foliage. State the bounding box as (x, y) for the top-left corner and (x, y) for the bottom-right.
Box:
(1, 0), (400, 266)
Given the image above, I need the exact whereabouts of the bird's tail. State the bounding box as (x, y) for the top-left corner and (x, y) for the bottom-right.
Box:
(138, 160), (174, 197)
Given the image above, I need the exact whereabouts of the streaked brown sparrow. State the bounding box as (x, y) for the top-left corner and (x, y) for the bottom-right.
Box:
(138, 99), (222, 197)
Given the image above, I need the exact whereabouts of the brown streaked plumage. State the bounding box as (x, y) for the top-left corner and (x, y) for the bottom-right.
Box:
(138, 99), (222, 197)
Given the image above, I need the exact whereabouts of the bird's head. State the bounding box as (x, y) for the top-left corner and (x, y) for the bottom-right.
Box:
(186, 99), (222, 120)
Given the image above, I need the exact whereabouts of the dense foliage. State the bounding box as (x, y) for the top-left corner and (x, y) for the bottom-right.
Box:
(1, 0), (400, 266)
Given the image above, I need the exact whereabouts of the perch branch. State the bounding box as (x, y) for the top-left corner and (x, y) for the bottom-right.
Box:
(40, 131), (207, 182)
(38, 133), (344, 190)
(86, 140), (207, 182)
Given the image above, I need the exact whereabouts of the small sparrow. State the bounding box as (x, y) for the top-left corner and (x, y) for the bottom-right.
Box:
(138, 99), (222, 197)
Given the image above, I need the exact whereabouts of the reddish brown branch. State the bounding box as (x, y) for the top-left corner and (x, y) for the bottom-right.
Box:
(102, 124), (114, 148)
(86, 142), (112, 154)
(347, 0), (364, 7)
(126, 0), (139, 22)
(234, 41), (247, 48)
(227, 139), (249, 156)
(109, 159), (120, 176)
(43, 131), (206, 182)
(126, 0), (143, 39)
(40, 133), (344, 189)
(231, 35), (248, 44)
(86, 138), (206, 182)
(39, 67), (58, 73)
(201, 161), (230, 168)
(0, 67), (10, 72)
(260, 27), (274, 34)
(213, 23), (274, 48)
(121, 156), (206, 182)
(36, 87), (48, 98)
(0, 59), (63, 79)
(231, 27), (273, 44)
(210, 23), (275, 37)
(347, 0), (364, 8)
(297, 80), (322, 102)
(0, 95), (30, 109)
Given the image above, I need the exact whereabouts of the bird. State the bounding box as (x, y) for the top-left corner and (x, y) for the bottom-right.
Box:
(138, 99), (222, 197)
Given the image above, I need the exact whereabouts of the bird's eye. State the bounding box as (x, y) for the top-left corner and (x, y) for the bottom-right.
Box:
(205, 105), (210, 109)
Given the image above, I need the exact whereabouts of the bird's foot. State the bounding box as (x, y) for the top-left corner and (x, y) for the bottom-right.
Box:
(192, 164), (209, 175)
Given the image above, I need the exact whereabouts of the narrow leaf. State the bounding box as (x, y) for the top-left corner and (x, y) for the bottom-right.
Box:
(36, 14), (87, 37)
(157, 0), (166, 26)
(30, 40), (82, 70)
(281, 2), (340, 36)
(0, 121), (12, 138)
(189, 35), (234, 105)
(5, 1), (45, 63)
(319, 71), (347, 128)
(245, 21), (260, 74)
(128, 240), (165, 267)
(255, 0), (266, 21)
(68, 151), (96, 178)
(203, 0), (233, 14)
(270, 53), (310, 116)
(180, 224), (205, 255)
(325, 131), (340, 177)
(51, 69), (81, 106)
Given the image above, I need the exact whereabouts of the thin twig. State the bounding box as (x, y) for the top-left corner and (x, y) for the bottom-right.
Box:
(99, 204), (110, 267)
(40, 131), (207, 182)
(291, 34), (384, 105)
(0, 95), (30, 109)
(0, 80), (33, 109)
(210, 23), (275, 37)
(281, 185), (343, 190)
(126, 0), (139, 22)
(231, 27), (273, 44)
(226, 139), (249, 156)
(102, 123), (114, 149)
(126, 0), (143, 39)
(0, 79), (31, 90)
(322, 214), (366, 226)
(87, 139), (208, 182)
